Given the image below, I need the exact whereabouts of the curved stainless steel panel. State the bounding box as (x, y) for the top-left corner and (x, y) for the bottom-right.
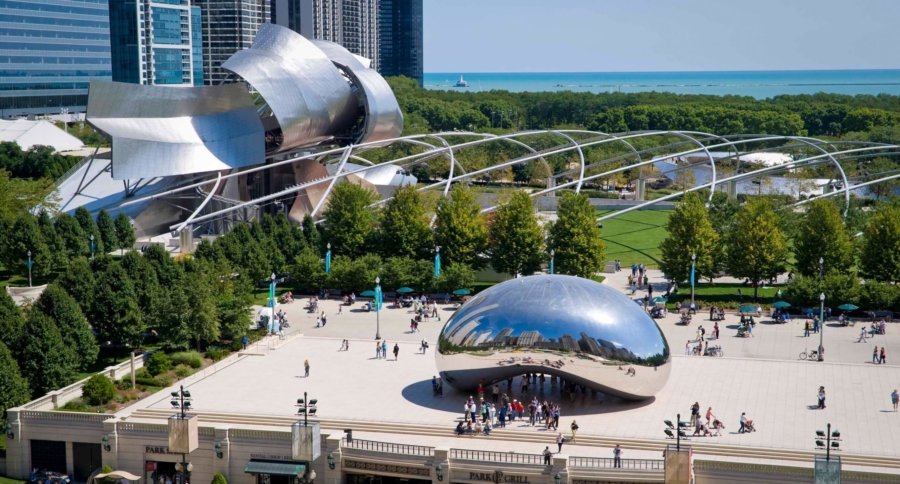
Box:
(311, 40), (404, 144)
(86, 80), (265, 180)
(435, 275), (671, 400)
(222, 24), (358, 152)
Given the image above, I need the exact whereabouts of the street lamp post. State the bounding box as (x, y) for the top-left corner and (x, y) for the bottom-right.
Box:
(61, 108), (69, 133)
(819, 257), (824, 280)
(26, 250), (32, 288)
(818, 292), (825, 362)
(89, 234), (95, 260)
(550, 249), (555, 275)
(690, 253), (696, 307)
(375, 276), (381, 340)
(270, 273), (277, 334)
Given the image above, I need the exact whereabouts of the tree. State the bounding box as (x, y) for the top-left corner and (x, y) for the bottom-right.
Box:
(320, 181), (378, 258)
(0, 212), (52, 279)
(327, 254), (382, 292)
(54, 212), (87, 260)
(378, 184), (433, 260)
(120, 251), (165, 331)
(96, 209), (118, 255)
(211, 473), (228, 484)
(859, 207), (900, 283)
(547, 192), (606, 278)
(659, 192), (719, 283)
(57, 257), (96, 315)
(114, 213), (136, 255)
(724, 199), (789, 299)
(291, 248), (326, 291)
(18, 312), (77, 397)
(434, 184), (489, 270)
(81, 374), (116, 405)
(301, 214), (323, 256)
(0, 291), (24, 350)
(37, 210), (65, 268)
(33, 284), (98, 371)
(380, 256), (418, 292)
(0, 169), (58, 225)
(90, 262), (143, 349)
(161, 272), (219, 351)
(793, 199), (854, 277)
(865, 158), (900, 200)
(75, 207), (103, 254)
(0, 341), (30, 421)
(487, 191), (545, 277)
(217, 224), (269, 283)
(859, 281), (899, 310)
(436, 262), (475, 293)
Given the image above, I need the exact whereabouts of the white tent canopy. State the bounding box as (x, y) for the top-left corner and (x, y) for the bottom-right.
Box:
(0, 119), (84, 153)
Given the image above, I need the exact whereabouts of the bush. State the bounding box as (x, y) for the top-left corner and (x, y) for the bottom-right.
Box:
(154, 375), (173, 387)
(859, 281), (898, 310)
(229, 340), (244, 352)
(100, 466), (115, 484)
(82, 374), (117, 405)
(211, 473), (228, 484)
(135, 377), (159, 387)
(206, 346), (229, 362)
(135, 367), (149, 378)
(147, 352), (172, 376)
(174, 364), (193, 378)
(170, 351), (203, 369)
(59, 400), (93, 412)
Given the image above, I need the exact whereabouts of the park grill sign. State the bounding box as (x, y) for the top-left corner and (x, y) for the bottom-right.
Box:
(468, 471), (530, 483)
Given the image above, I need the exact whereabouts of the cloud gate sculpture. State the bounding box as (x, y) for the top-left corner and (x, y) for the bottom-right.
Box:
(435, 275), (671, 400)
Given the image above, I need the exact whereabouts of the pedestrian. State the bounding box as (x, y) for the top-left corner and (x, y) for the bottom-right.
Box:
(714, 322), (719, 340)
(880, 347), (886, 365)
(892, 389), (899, 412)
(464, 400), (472, 422)
(321, 312), (327, 326)
(316, 315), (321, 327)
(304, 359), (310, 377)
(556, 433), (564, 453)
(859, 326), (867, 342)
(492, 384), (500, 403)
(477, 383), (484, 401)
(813, 316), (820, 333)
(338, 304), (342, 315)
(804, 321), (810, 337)
(393, 343), (399, 360)
(542, 446), (552, 465)
(817, 386), (826, 409)
(690, 402), (700, 426)
(706, 407), (716, 425)
(874, 346), (879, 364)
(613, 445), (622, 468)
(739, 413), (748, 433)
(382, 341), (387, 359)
(570, 420), (579, 442)
(242, 335), (248, 350)
(685, 340), (691, 355)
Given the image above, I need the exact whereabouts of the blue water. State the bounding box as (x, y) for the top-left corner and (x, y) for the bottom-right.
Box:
(424, 70), (900, 99)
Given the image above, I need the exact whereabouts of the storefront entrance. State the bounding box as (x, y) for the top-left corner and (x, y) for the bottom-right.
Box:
(72, 443), (102, 483)
(145, 461), (179, 484)
(245, 459), (309, 484)
(346, 474), (431, 484)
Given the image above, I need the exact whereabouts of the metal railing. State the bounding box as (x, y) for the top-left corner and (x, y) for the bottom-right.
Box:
(569, 456), (665, 470)
(342, 438), (434, 456)
(450, 449), (545, 465)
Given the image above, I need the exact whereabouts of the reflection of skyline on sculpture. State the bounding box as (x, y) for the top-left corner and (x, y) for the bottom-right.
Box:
(436, 275), (671, 400)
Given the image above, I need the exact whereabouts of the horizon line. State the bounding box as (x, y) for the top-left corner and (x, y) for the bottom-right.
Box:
(424, 68), (900, 74)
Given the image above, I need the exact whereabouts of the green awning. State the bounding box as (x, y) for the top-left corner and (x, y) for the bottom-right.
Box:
(244, 461), (306, 476)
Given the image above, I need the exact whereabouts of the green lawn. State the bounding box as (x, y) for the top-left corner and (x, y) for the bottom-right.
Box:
(665, 283), (781, 309)
(0, 476), (25, 484)
(597, 209), (671, 269)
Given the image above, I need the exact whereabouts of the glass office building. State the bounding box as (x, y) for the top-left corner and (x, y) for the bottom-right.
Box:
(378, 0), (422, 86)
(0, 0), (112, 118)
(193, 0), (270, 85)
(109, 0), (204, 87)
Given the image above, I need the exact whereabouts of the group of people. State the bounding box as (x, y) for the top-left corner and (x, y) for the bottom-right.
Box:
(688, 402), (724, 437)
(374, 340), (400, 360)
(872, 346), (887, 364)
(279, 291), (294, 304)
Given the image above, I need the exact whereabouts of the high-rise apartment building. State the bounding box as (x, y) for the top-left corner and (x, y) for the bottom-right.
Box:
(274, 0), (379, 69)
(0, 0), (112, 118)
(193, 0), (271, 85)
(109, 0), (204, 87)
(378, 0), (422, 86)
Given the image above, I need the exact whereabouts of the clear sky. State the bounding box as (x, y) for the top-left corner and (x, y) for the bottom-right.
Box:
(424, 0), (899, 73)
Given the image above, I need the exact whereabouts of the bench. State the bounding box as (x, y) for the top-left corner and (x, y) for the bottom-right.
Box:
(429, 293), (452, 303)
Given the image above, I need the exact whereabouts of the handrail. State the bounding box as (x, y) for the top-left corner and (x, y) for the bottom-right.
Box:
(568, 456), (665, 470)
(54, 152), (94, 187)
(450, 449), (545, 465)
(342, 438), (434, 456)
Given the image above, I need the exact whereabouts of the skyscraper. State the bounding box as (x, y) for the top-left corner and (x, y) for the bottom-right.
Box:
(0, 0), (112, 118)
(193, 0), (271, 85)
(109, 0), (204, 87)
(378, 0), (422, 86)
(274, 0), (379, 69)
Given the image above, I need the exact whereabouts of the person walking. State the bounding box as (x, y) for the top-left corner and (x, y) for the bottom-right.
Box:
(858, 326), (867, 342)
(556, 433), (564, 453)
(393, 343), (400, 360)
(242, 335), (248, 350)
(739, 413), (748, 433)
(613, 445), (622, 468)
(542, 446), (552, 465)
(492, 384), (500, 403)
(817, 386), (826, 409)
(685, 340), (692, 355)
(382, 341), (387, 359)
(892, 389), (899, 412)
(690, 402), (700, 426)
(705, 407), (716, 425)
(880, 347), (886, 365)
(714, 322), (719, 340)
(873, 346), (879, 364)
(804, 321), (810, 337)
(376, 341), (381, 359)
(304, 359), (310, 377)
(421, 338), (428, 354)
(570, 420), (579, 442)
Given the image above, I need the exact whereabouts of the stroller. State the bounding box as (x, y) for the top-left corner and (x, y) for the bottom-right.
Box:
(736, 324), (750, 338)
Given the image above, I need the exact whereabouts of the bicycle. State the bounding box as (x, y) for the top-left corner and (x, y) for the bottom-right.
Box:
(799, 348), (819, 360)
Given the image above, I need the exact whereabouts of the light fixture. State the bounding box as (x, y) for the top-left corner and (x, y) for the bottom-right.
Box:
(327, 452), (335, 469)
(101, 435), (110, 452)
(554, 474), (561, 484)
(6, 431), (13, 440)
(215, 442), (223, 459)
(186, 463), (193, 473)
(820, 293), (826, 302)
(175, 463), (182, 473)
(436, 464), (443, 482)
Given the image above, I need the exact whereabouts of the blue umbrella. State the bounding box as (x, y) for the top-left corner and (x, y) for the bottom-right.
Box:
(396, 287), (415, 294)
(359, 290), (376, 297)
(452, 289), (471, 296)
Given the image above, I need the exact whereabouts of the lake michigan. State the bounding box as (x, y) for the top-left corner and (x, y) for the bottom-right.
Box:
(424, 70), (900, 98)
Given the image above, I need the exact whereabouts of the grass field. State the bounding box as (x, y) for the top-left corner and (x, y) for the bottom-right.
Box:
(597, 209), (671, 269)
(665, 283), (781, 309)
(0, 476), (25, 484)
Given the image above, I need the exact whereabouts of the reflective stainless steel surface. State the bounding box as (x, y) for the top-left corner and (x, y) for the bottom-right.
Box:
(222, 24), (358, 153)
(436, 275), (671, 400)
(86, 80), (265, 180)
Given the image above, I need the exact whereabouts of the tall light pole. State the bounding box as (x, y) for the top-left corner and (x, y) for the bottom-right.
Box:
(818, 292), (825, 361)
(26, 250), (33, 288)
(550, 249), (555, 275)
(819, 257), (824, 280)
(60, 108), (68, 133)
(491, 111), (495, 129)
(690, 253), (696, 307)
(89, 234), (95, 260)
(375, 276), (381, 340)
(270, 273), (277, 334)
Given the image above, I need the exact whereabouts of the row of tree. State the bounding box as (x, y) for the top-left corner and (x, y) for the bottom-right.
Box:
(0, 141), (82, 181)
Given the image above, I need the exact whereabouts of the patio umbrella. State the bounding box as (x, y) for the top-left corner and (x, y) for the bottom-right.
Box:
(453, 288), (471, 295)
(738, 305), (757, 313)
(396, 287), (414, 294)
(837, 304), (858, 311)
(650, 297), (668, 304)
(772, 301), (791, 309)
(359, 290), (376, 297)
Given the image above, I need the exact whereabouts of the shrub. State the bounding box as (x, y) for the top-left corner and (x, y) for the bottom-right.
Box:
(211, 473), (228, 484)
(82, 374), (117, 405)
(100, 466), (115, 484)
(154, 375), (173, 387)
(59, 400), (93, 412)
(135, 367), (149, 378)
(174, 364), (193, 378)
(206, 346), (229, 362)
(147, 352), (172, 376)
(170, 351), (203, 369)
(135, 377), (159, 387)
(229, 340), (244, 352)
(859, 281), (898, 310)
